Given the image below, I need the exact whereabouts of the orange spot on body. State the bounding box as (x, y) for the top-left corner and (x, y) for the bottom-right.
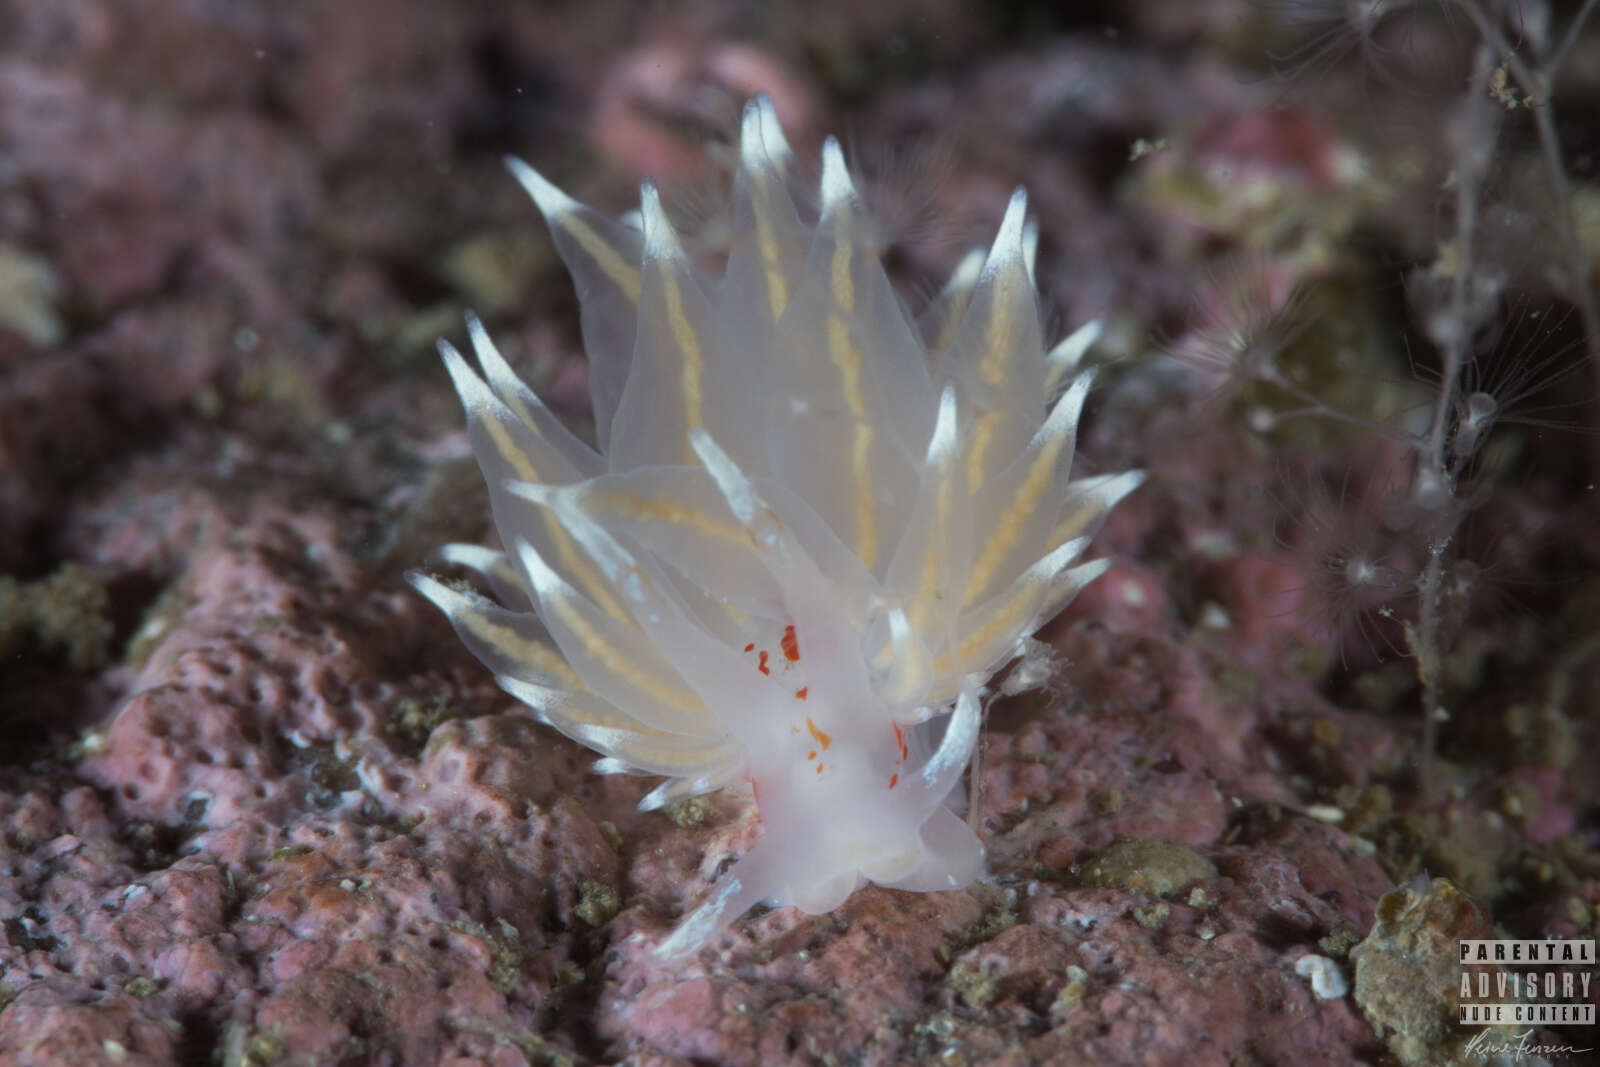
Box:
(805, 716), (832, 751)
(889, 773), (899, 789)
(780, 624), (800, 662)
(892, 723), (907, 762)
(806, 750), (817, 760)
(757, 650), (770, 675)
(816, 763), (824, 775)
(795, 686), (808, 701)
(743, 642), (755, 653)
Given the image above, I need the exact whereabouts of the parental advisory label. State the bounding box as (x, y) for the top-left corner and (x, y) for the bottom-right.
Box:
(1458, 939), (1596, 1027)
(1460, 940), (1596, 966)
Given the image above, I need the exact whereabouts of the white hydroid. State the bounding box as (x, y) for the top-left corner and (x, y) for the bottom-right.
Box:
(410, 97), (1142, 959)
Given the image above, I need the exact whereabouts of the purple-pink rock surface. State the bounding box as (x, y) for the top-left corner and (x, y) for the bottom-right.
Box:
(2, 2), (1597, 1065)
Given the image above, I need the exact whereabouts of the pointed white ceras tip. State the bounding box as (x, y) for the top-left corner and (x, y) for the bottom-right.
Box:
(1112, 471), (1148, 508)
(638, 180), (686, 262)
(513, 538), (566, 598)
(1047, 318), (1103, 374)
(981, 187), (1029, 278)
(507, 477), (561, 510)
(739, 97), (790, 179)
(926, 386), (959, 465)
(435, 337), (496, 416)
(505, 156), (578, 221)
(436, 542), (505, 577)
(545, 492), (638, 585)
(497, 674), (567, 720)
(942, 248), (986, 296)
(689, 428), (759, 526)
(755, 95), (792, 167)
(463, 309), (506, 373)
(1045, 536), (1092, 572)
(464, 309), (555, 416)
(1022, 218), (1040, 284)
(405, 571), (458, 614)
(1106, 469), (1148, 506)
(506, 481), (631, 586)
(920, 686), (981, 790)
(819, 136), (857, 216)
(1044, 364), (1097, 434)
(463, 308), (489, 350)
(739, 100), (769, 175)
(464, 310), (516, 386)
(1018, 364), (1093, 461)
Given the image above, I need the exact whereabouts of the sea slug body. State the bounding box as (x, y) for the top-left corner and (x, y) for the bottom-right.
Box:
(410, 98), (1143, 959)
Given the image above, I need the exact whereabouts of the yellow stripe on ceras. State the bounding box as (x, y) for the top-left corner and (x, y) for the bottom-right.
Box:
(656, 265), (706, 466)
(1047, 502), (1096, 556)
(479, 417), (630, 622)
(826, 212), (879, 570)
(908, 456), (957, 639)
(455, 606), (583, 691)
(963, 258), (1023, 494)
(587, 490), (746, 545)
(933, 283), (975, 358)
(750, 175), (790, 320)
(557, 212), (642, 304)
(580, 487), (756, 640)
(962, 415), (1067, 607)
(542, 586), (711, 724)
(496, 396), (539, 438)
(934, 573), (1037, 677)
(872, 455), (955, 675)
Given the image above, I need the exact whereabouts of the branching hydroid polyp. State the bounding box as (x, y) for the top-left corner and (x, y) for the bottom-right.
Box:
(1190, 0), (1597, 790)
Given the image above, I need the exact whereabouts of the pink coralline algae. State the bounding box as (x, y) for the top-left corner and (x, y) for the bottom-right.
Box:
(3, 1), (1598, 1064)
(0, 480), (1402, 1066)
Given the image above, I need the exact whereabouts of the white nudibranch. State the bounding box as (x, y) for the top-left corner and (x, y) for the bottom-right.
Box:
(409, 97), (1143, 959)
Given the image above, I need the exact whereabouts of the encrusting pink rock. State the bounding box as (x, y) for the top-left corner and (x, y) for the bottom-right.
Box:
(3, 2), (1595, 1064)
